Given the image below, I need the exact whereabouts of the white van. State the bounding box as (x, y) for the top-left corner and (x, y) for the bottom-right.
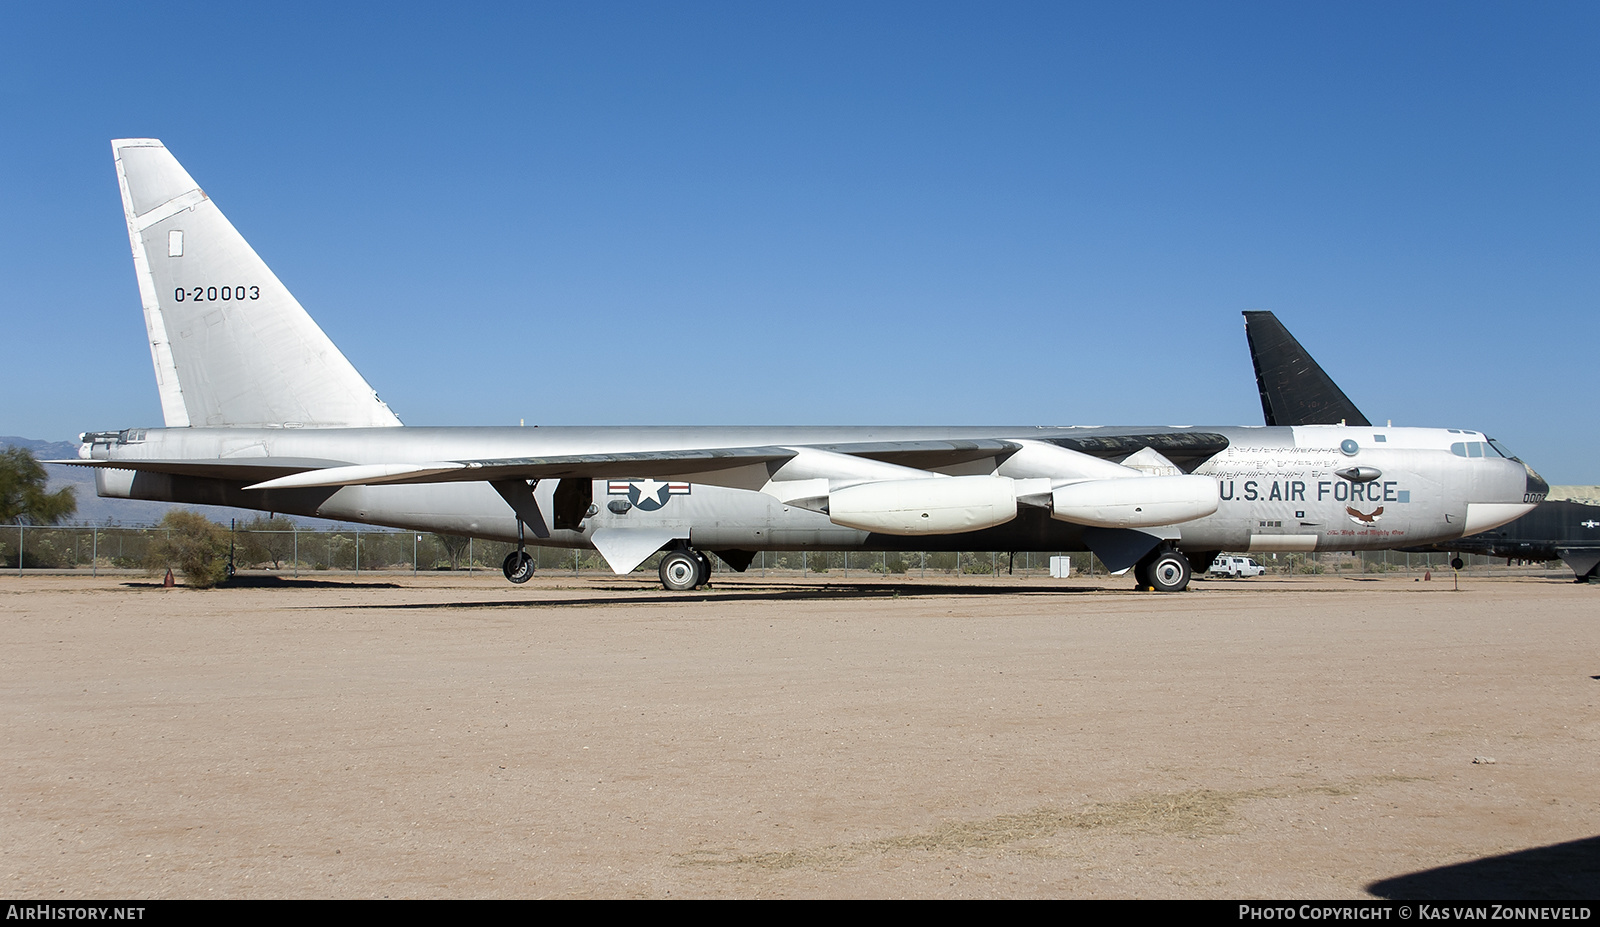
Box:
(1208, 555), (1266, 578)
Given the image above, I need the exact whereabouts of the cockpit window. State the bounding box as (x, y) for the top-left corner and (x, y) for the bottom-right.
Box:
(1486, 437), (1517, 460)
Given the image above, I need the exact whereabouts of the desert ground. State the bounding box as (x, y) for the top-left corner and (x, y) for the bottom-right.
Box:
(2, 568), (1596, 899)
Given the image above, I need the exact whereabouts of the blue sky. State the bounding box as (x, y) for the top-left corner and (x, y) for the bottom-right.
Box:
(3, 2), (1596, 481)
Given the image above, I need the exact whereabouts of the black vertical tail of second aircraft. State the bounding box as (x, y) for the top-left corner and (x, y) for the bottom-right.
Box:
(1243, 310), (1371, 427)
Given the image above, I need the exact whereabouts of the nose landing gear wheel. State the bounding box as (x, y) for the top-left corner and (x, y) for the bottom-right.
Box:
(502, 550), (535, 584)
(660, 550), (701, 591)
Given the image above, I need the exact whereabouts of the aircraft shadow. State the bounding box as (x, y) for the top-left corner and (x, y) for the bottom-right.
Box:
(318, 581), (1110, 611)
(124, 576), (404, 590)
(1367, 835), (1600, 899)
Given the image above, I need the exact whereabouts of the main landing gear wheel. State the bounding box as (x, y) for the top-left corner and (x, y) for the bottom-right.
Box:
(1132, 560), (1152, 589)
(660, 550), (702, 591)
(502, 550), (534, 584)
(692, 550), (712, 587)
(1146, 549), (1192, 592)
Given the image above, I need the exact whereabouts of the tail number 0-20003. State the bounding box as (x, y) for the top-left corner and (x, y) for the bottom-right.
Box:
(173, 285), (259, 302)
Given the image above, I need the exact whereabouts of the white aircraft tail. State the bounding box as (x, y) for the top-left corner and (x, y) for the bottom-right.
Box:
(111, 139), (401, 429)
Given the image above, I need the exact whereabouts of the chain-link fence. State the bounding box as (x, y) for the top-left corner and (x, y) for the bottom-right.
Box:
(0, 521), (1554, 578)
(0, 523), (540, 576)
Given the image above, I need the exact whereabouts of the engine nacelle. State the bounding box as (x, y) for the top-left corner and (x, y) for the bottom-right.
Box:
(828, 476), (1020, 535)
(1050, 474), (1218, 528)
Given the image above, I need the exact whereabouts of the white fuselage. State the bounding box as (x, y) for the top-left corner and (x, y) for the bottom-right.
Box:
(87, 422), (1540, 558)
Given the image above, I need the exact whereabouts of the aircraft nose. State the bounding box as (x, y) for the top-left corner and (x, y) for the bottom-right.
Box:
(1523, 463), (1549, 502)
(1461, 457), (1542, 536)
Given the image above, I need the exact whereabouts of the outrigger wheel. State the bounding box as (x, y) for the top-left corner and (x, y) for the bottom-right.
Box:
(659, 549), (702, 591)
(502, 550), (535, 584)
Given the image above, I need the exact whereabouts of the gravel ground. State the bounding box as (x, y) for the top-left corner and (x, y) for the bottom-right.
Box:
(2, 570), (1596, 899)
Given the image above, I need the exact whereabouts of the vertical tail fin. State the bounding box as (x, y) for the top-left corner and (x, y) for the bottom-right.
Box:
(112, 139), (401, 428)
(1242, 310), (1370, 427)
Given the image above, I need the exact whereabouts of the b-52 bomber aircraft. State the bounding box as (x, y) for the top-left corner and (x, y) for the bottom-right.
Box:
(1242, 310), (1593, 581)
(60, 139), (1549, 592)
(1435, 499), (1600, 582)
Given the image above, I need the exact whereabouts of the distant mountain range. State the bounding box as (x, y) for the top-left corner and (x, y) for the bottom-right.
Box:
(1, 436), (360, 528)
(3, 436), (78, 460)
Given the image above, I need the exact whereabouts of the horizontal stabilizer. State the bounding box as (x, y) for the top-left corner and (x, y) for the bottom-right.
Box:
(51, 456), (350, 483)
(1244, 311), (1370, 427)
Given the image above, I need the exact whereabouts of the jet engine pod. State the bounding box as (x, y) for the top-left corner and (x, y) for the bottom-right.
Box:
(828, 476), (1019, 535)
(1050, 474), (1219, 528)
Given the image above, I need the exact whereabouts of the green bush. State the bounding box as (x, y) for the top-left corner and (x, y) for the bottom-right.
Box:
(146, 511), (228, 588)
(0, 537), (62, 568)
(961, 555), (994, 574)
